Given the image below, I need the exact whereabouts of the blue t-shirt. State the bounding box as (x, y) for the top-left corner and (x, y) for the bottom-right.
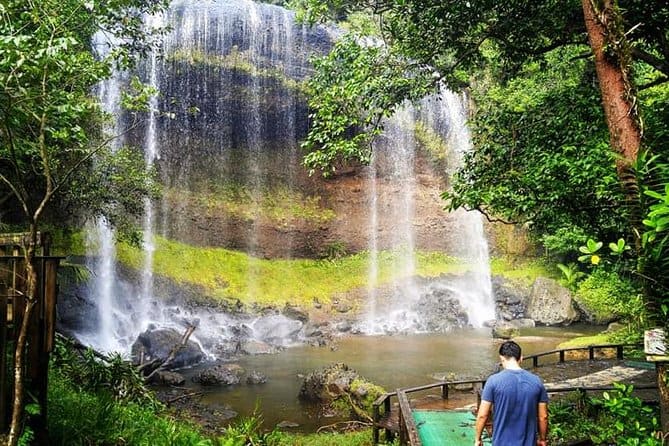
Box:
(481, 369), (549, 446)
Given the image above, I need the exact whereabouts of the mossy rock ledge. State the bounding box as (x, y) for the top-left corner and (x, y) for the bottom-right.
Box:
(298, 363), (386, 420)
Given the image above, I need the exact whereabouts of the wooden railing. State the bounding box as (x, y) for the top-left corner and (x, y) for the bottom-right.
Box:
(522, 343), (643, 368)
(377, 342), (650, 445)
(0, 254), (61, 437)
(373, 379), (486, 444)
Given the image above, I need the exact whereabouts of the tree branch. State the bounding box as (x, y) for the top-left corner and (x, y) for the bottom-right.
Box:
(631, 47), (669, 77)
(144, 325), (197, 382)
(638, 76), (668, 91)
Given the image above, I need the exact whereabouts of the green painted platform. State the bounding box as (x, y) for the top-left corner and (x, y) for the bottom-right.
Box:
(413, 410), (492, 446)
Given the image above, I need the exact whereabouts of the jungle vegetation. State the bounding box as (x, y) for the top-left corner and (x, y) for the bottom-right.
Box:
(1, 0), (669, 443)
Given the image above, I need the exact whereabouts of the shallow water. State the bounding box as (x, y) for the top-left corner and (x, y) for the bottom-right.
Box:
(181, 325), (599, 431)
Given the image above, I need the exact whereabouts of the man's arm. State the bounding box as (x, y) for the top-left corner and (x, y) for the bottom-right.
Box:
(536, 401), (548, 446)
(475, 400), (492, 446)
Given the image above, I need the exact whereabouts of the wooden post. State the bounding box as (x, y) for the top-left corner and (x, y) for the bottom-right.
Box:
(0, 280), (8, 431)
(616, 345), (624, 360)
(397, 390), (420, 446)
(533, 356), (538, 367)
(441, 383), (449, 400)
(0, 247), (61, 441)
(589, 347), (595, 360)
(658, 362), (669, 432)
(559, 351), (565, 363)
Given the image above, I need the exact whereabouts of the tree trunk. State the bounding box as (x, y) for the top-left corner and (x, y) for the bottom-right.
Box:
(7, 229), (39, 446)
(582, 0), (644, 247)
(582, 0), (641, 171)
(659, 363), (669, 434)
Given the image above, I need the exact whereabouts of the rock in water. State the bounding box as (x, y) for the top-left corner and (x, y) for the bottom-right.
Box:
(131, 327), (204, 369)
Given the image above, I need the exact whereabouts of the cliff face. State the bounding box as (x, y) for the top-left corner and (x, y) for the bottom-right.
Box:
(118, 0), (460, 260)
(158, 154), (459, 259)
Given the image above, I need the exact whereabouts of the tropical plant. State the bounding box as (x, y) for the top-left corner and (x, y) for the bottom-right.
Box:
(590, 383), (662, 445)
(548, 386), (663, 445)
(573, 269), (643, 326)
(557, 263), (586, 289)
(578, 239), (604, 265)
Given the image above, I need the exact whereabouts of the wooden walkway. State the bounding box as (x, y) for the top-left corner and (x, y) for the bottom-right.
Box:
(374, 343), (657, 446)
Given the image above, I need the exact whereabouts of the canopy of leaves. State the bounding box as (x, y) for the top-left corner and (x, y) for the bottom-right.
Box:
(301, 35), (433, 175)
(0, 0), (167, 230)
(293, 0), (669, 174)
(444, 46), (627, 252)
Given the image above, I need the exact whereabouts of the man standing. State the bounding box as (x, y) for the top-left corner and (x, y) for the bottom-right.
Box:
(475, 340), (549, 446)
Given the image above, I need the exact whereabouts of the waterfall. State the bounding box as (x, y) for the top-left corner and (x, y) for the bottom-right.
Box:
(138, 12), (163, 330)
(365, 103), (421, 333)
(362, 89), (495, 332)
(85, 35), (126, 354)
(442, 91), (495, 326)
(80, 0), (328, 355)
(77, 0), (495, 357)
(419, 89), (495, 327)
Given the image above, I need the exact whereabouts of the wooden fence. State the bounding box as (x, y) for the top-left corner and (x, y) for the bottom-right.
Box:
(0, 233), (61, 439)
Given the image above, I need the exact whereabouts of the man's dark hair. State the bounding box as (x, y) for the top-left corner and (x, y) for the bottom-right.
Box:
(499, 341), (522, 360)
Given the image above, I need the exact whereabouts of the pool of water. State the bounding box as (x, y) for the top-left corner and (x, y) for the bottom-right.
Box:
(179, 325), (599, 431)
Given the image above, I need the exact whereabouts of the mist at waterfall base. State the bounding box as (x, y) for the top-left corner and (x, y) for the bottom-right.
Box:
(71, 0), (499, 359)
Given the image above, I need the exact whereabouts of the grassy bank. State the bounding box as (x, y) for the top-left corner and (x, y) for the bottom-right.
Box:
(116, 236), (468, 307)
(490, 256), (556, 286)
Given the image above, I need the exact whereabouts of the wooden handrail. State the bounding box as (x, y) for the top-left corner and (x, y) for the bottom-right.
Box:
(545, 383), (658, 394)
(397, 389), (421, 446)
(522, 343), (643, 368)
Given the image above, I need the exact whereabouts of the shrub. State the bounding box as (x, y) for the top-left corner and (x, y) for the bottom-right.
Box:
(590, 384), (662, 445)
(573, 269), (641, 325)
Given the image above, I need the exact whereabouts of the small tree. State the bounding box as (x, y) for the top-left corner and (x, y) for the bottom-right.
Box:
(0, 0), (168, 444)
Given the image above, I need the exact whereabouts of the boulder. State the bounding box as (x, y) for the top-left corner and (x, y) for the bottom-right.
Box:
(604, 322), (625, 333)
(149, 370), (186, 386)
(246, 370), (268, 384)
(251, 314), (303, 344)
(298, 363), (386, 421)
(131, 327), (205, 369)
(573, 300), (619, 325)
(299, 363), (359, 402)
(195, 364), (244, 386)
(492, 276), (531, 320)
(282, 304), (309, 323)
(491, 322), (520, 339)
(510, 318), (536, 328)
(526, 278), (579, 326)
(414, 284), (470, 332)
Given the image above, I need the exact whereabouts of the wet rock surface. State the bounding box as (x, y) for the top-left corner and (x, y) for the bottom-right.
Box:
(414, 285), (470, 331)
(131, 327), (205, 369)
(527, 277), (579, 325)
(194, 363), (244, 386)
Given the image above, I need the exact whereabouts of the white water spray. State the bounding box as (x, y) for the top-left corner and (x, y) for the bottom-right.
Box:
(365, 103), (421, 333)
(438, 90), (495, 326)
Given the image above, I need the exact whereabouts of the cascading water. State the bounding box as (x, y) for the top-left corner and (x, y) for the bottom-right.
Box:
(419, 88), (496, 327)
(79, 0), (330, 356)
(362, 88), (495, 332)
(85, 34), (128, 354)
(365, 103), (421, 333)
(76, 0), (495, 358)
(138, 13), (163, 330)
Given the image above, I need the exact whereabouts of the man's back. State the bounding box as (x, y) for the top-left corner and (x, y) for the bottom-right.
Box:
(481, 369), (548, 446)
